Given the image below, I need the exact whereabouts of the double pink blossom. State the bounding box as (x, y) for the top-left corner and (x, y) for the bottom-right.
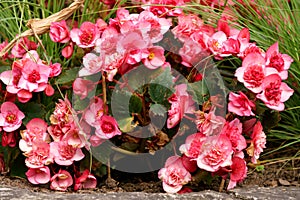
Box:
(26, 166), (51, 185)
(0, 102), (25, 132)
(73, 78), (96, 100)
(227, 156), (247, 190)
(74, 169), (97, 191)
(49, 20), (70, 43)
(158, 156), (191, 193)
(179, 132), (207, 159)
(50, 169), (73, 191)
(70, 22), (100, 48)
(228, 91), (255, 116)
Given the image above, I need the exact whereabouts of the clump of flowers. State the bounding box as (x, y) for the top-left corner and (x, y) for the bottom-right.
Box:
(0, 0), (295, 193)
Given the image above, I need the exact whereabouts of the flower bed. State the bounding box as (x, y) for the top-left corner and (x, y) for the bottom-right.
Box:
(0, 0), (298, 194)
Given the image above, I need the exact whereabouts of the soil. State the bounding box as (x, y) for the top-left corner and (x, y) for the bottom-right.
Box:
(0, 159), (299, 194)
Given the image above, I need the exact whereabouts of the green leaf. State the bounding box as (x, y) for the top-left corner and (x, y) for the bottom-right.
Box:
(73, 95), (90, 111)
(18, 102), (46, 125)
(187, 81), (209, 104)
(55, 67), (80, 84)
(117, 116), (134, 132)
(0, 66), (11, 74)
(9, 152), (27, 179)
(129, 94), (143, 114)
(149, 67), (174, 105)
(150, 103), (167, 117)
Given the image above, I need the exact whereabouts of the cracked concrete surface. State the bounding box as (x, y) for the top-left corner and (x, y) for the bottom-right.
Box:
(0, 185), (299, 200)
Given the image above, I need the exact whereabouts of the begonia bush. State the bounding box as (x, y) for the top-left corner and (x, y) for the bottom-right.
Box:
(0, 0), (297, 193)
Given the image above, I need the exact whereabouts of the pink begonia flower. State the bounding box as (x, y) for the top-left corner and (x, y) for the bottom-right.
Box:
(237, 28), (250, 53)
(167, 84), (195, 129)
(62, 42), (74, 59)
(220, 119), (247, 153)
(11, 37), (37, 58)
(50, 169), (73, 191)
(89, 135), (105, 147)
(47, 124), (66, 142)
(50, 141), (85, 166)
(19, 118), (49, 153)
(83, 97), (107, 127)
(227, 156), (247, 190)
(74, 169), (97, 191)
(95, 115), (122, 139)
(235, 52), (277, 93)
(49, 20), (70, 43)
(49, 62), (62, 77)
(144, 0), (185, 17)
(70, 22), (100, 48)
(158, 156), (191, 193)
(257, 74), (294, 111)
(49, 97), (74, 125)
(73, 78), (96, 100)
(197, 135), (233, 172)
(207, 31), (231, 59)
(1, 132), (17, 147)
(195, 109), (226, 136)
(96, 18), (108, 31)
(62, 128), (88, 149)
(181, 155), (197, 173)
(24, 141), (53, 168)
(142, 46), (165, 69)
(0, 102), (25, 132)
(179, 132), (207, 159)
(179, 39), (205, 67)
(228, 91), (255, 116)
(172, 14), (204, 42)
(265, 42), (293, 80)
(26, 166), (51, 185)
(0, 40), (9, 59)
(247, 121), (266, 164)
(79, 53), (103, 77)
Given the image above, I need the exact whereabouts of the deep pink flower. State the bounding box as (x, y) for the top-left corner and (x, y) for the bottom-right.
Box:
(50, 169), (73, 191)
(228, 91), (255, 116)
(265, 42), (293, 80)
(158, 156), (191, 193)
(142, 46), (165, 69)
(70, 22), (100, 48)
(197, 135), (233, 172)
(257, 74), (293, 111)
(144, 0), (185, 17)
(247, 121), (266, 164)
(1, 132), (17, 147)
(19, 118), (49, 153)
(227, 156), (247, 190)
(74, 169), (97, 191)
(11, 37), (37, 58)
(235, 53), (277, 93)
(49, 20), (70, 43)
(0, 40), (9, 59)
(73, 78), (96, 100)
(45, 84), (55, 96)
(0, 102), (25, 132)
(220, 119), (247, 153)
(49, 63), (62, 77)
(62, 42), (74, 59)
(26, 166), (51, 185)
(50, 141), (85, 166)
(95, 115), (122, 139)
(181, 155), (197, 173)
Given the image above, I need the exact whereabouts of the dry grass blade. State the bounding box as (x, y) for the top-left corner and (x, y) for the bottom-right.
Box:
(0, 0), (85, 58)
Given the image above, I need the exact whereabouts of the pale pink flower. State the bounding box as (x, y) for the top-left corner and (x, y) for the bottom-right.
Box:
(179, 39), (205, 67)
(49, 20), (70, 43)
(197, 135), (233, 172)
(11, 37), (37, 58)
(89, 135), (105, 147)
(50, 141), (85, 166)
(50, 97), (73, 125)
(158, 156), (191, 193)
(79, 53), (103, 77)
(207, 31), (231, 59)
(227, 156), (247, 190)
(95, 115), (122, 139)
(167, 84), (195, 129)
(0, 102), (25, 132)
(73, 78), (96, 100)
(257, 74), (294, 111)
(228, 91), (255, 116)
(70, 22), (100, 48)
(19, 118), (49, 153)
(265, 42), (293, 80)
(49, 62), (62, 77)
(220, 119), (247, 153)
(235, 52), (277, 93)
(74, 169), (97, 191)
(142, 46), (165, 69)
(50, 169), (73, 191)
(196, 109), (226, 136)
(26, 166), (51, 185)
(24, 141), (53, 168)
(247, 121), (266, 164)
(62, 128), (87, 149)
(179, 132), (206, 159)
(83, 97), (107, 127)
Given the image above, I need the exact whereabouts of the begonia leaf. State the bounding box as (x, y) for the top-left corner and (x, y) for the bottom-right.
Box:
(55, 67), (80, 84)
